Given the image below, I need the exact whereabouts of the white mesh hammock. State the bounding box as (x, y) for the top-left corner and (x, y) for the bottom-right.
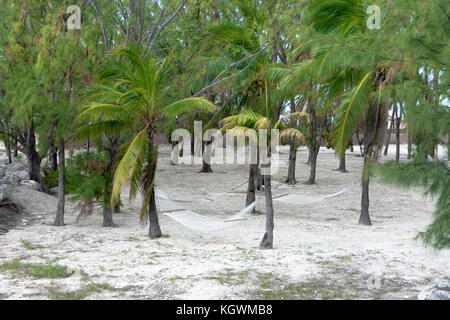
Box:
(155, 182), (354, 232)
(273, 187), (351, 205)
(155, 188), (257, 232)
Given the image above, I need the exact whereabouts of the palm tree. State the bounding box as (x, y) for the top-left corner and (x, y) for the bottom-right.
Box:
(221, 82), (305, 249)
(76, 47), (216, 238)
(291, 0), (403, 225)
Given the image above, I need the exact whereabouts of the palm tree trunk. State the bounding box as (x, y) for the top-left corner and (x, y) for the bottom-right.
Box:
(259, 169), (274, 249)
(337, 151), (347, 172)
(306, 147), (312, 165)
(246, 164), (257, 213)
(103, 136), (119, 227)
(285, 141), (297, 184)
(102, 207), (114, 227)
(359, 163), (372, 226)
(54, 138), (65, 226)
(199, 141), (212, 173)
(148, 187), (162, 239)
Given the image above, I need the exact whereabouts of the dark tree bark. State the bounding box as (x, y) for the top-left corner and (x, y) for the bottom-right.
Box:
(285, 141), (297, 184)
(357, 69), (390, 226)
(336, 151), (347, 173)
(103, 136), (119, 227)
(359, 159), (372, 226)
(13, 136), (18, 157)
(395, 105), (402, 162)
(102, 207), (114, 227)
(259, 170), (274, 249)
(148, 188), (162, 239)
(25, 126), (43, 183)
(246, 164), (257, 214)
(199, 141), (212, 173)
(305, 147), (312, 165)
(305, 102), (324, 184)
(407, 132), (412, 159)
(54, 138), (65, 226)
(4, 140), (12, 164)
(285, 99), (298, 184)
(48, 140), (58, 171)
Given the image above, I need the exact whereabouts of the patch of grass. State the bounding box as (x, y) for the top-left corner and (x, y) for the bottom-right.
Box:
(254, 283), (311, 300)
(0, 258), (70, 279)
(20, 239), (46, 250)
(48, 282), (114, 300)
(252, 272), (357, 300)
(205, 269), (251, 286)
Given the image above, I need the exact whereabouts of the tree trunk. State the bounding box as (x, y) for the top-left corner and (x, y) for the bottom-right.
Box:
(4, 140), (12, 164)
(383, 109), (395, 156)
(285, 141), (297, 184)
(359, 166), (372, 226)
(54, 138), (65, 226)
(102, 207), (115, 227)
(25, 126), (44, 187)
(259, 170), (274, 249)
(395, 104), (402, 162)
(148, 187), (162, 239)
(103, 136), (119, 227)
(407, 132), (412, 159)
(199, 141), (212, 173)
(306, 147), (318, 184)
(13, 136), (18, 157)
(306, 147), (312, 165)
(49, 142), (58, 171)
(336, 151), (347, 172)
(246, 164), (257, 213)
(102, 180), (116, 227)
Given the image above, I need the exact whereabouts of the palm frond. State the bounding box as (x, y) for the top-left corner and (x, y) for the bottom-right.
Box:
(77, 104), (131, 122)
(280, 128), (305, 144)
(73, 121), (129, 142)
(332, 70), (374, 154)
(111, 130), (149, 204)
(162, 98), (216, 117)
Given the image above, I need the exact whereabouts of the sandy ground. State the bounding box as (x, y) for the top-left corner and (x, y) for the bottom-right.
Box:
(0, 144), (448, 300)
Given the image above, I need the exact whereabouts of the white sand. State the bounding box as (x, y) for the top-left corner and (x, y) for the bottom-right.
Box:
(0, 145), (448, 300)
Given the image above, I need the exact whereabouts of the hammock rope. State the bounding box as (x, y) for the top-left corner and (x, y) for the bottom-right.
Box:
(155, 181), (357, 232)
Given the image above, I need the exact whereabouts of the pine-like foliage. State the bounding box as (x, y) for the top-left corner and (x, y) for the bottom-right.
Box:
(374, 160), (449, 249)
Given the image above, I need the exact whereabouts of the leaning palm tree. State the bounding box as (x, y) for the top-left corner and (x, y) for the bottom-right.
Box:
(278, 0), (402, 225)
(76, 47), (216, 238)
(221, 83), (306, 249)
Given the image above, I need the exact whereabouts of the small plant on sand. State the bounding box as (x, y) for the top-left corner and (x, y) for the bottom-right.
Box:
(0, 258), (70, 279)
(48, 282), (114, 300)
